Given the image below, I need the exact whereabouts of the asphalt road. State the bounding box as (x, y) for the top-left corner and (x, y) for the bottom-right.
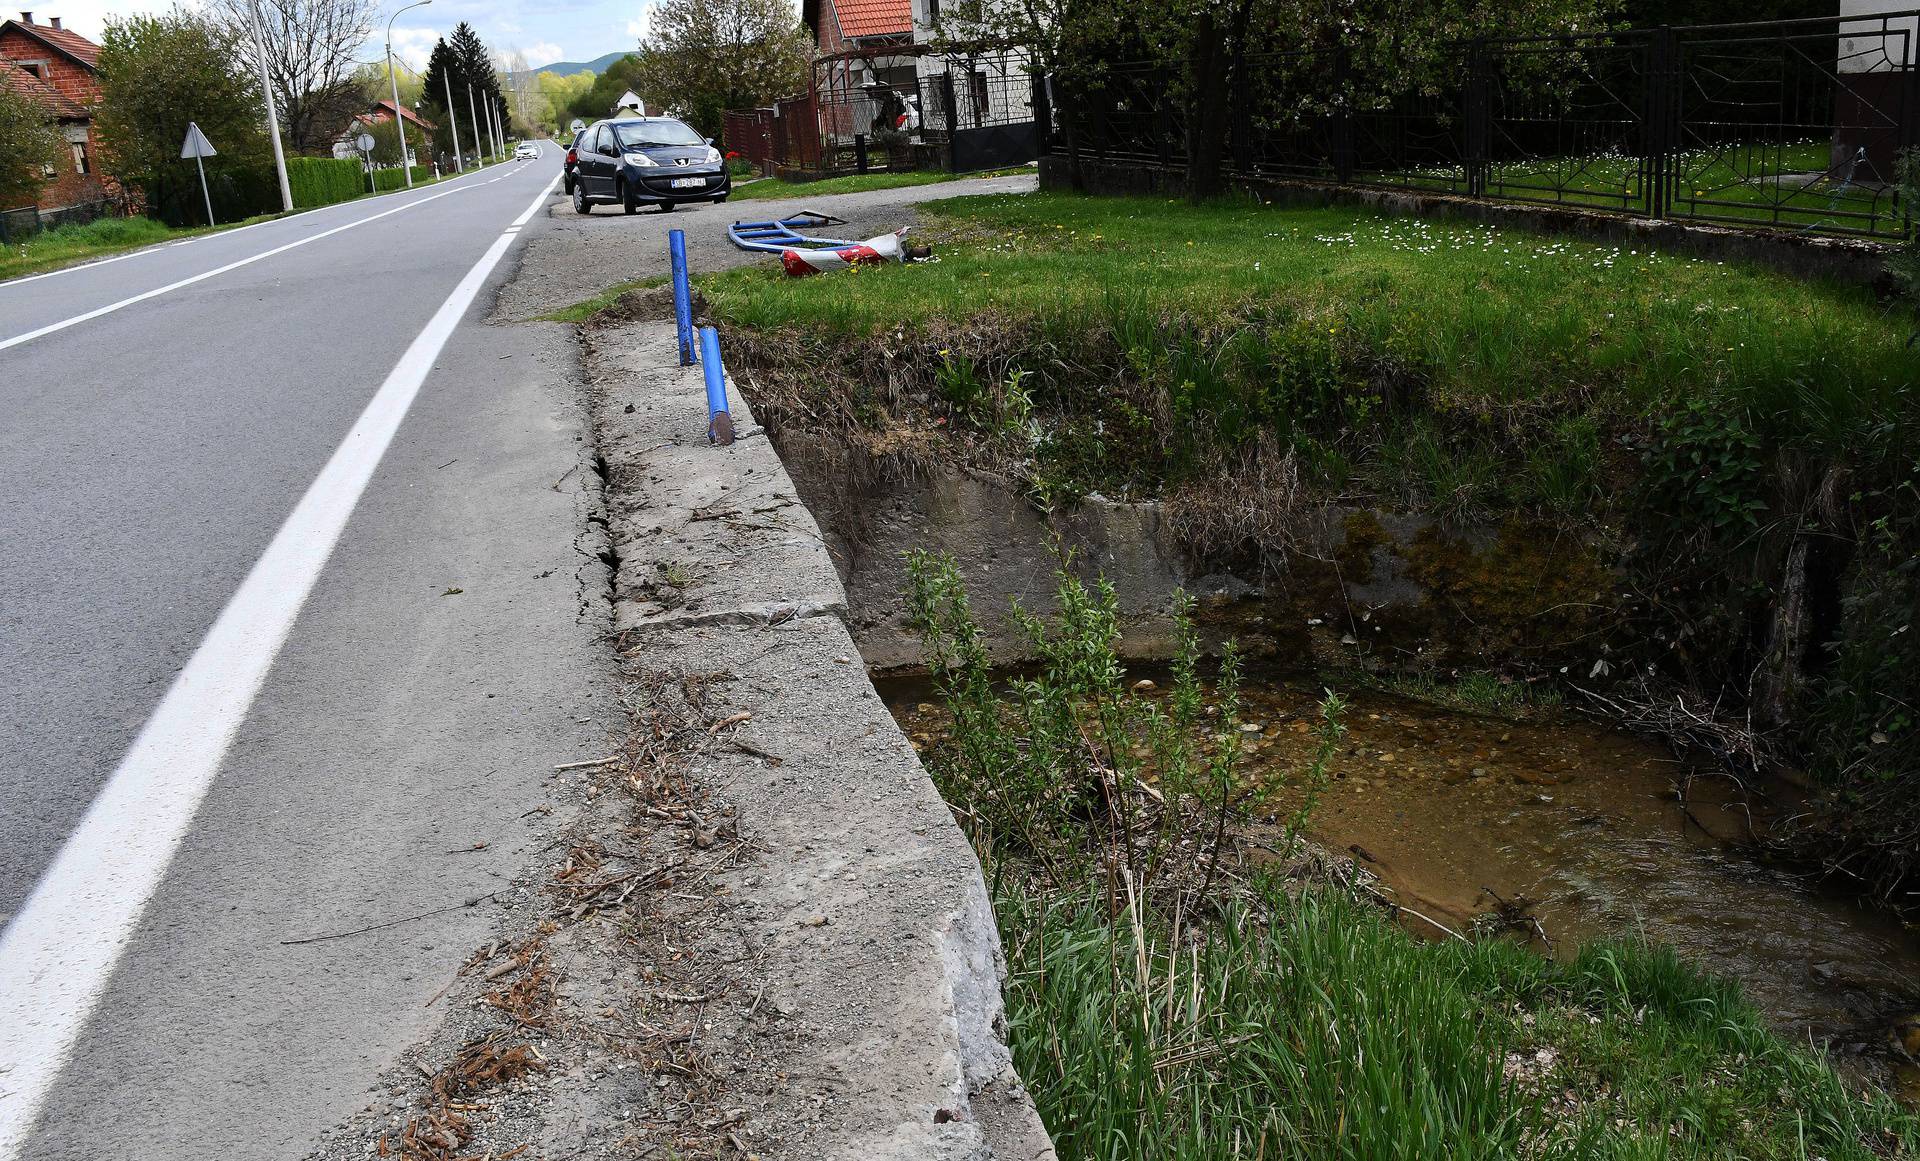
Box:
(0, 147), (609, 1159)
(0, 159), (1039, 1160)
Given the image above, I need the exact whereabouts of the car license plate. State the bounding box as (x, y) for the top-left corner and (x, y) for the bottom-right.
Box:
(670, 177), (704, 189)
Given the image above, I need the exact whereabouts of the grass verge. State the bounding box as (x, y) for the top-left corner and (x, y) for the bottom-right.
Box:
(725, 166), (1029, 202)
(536, 274), (670, 323)
(0, 214), (227, 282)
(709, 188), (1920, 903)
(907, 556), (1920, 1160)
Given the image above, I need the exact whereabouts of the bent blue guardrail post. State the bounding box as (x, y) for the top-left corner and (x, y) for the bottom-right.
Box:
(698, 325), (734, 446)
(669, 228), (695, 367)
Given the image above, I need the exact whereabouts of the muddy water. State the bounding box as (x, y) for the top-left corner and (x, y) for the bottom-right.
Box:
(881, 672), (1920, 1085)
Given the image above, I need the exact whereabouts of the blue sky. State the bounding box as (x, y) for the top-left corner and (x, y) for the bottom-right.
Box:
(45, 0), (656, 71)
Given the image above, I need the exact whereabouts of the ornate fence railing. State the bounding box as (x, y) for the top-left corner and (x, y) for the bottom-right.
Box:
(1049, 11), (1920, 237)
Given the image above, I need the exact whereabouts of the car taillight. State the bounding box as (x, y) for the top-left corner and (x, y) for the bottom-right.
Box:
(566, 149), (576, 164)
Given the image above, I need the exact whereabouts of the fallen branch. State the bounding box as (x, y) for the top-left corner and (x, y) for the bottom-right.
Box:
(281, 892), (498, 946)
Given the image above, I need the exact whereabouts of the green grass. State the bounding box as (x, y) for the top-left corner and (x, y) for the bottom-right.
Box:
(0, 213), (264, 282)
(907, 558), (1920, 1160)
(703, 190), (1914, 499)
(726, 166), (1029, 202)
(1008, 884), (1920, 1160)
(1370, 670), (1563, 717)
(536, 274), (670, 323)
(1373, 141), (1898, 236)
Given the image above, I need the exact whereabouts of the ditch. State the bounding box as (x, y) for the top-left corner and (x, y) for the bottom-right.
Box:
(882, 668), (1920, 1105)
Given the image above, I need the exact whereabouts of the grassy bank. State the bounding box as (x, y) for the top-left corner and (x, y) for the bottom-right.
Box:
(908, 558), (1920, 1160)
(1009, 885), (1919, 1159)
(705, 189), (1920, 902)
(727, 167), (1028, 202)
(0, 214), (203, 281)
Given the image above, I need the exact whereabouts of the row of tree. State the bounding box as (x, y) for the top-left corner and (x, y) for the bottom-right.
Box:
(0, 2), (518, 216)
(512, 0), (808, 143)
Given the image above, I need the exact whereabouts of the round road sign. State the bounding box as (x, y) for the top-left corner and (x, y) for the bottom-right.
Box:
(355, 132), (376, 154)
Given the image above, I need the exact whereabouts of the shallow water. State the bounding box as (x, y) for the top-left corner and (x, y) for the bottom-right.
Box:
(881, 671), (1920, 1079)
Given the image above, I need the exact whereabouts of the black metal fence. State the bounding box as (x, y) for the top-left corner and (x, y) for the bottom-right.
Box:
(0, 196), (124, 245)
(1050, 11), (1920, 237)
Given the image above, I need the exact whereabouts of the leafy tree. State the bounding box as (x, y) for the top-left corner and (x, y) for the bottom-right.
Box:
(0, 69), (63, 210)
(566, 53), (654, 123)
(217, 0), (374, 153)
(537, 68), (594, 132)
(354, 113), (406, 166)
(450, 22), (507, 139)
(628, 0), (811, 138)
(421, 27), (505, 153)
(95, 7), (265, 187)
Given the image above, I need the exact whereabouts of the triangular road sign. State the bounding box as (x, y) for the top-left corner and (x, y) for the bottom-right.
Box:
(180, 121), (217, 160)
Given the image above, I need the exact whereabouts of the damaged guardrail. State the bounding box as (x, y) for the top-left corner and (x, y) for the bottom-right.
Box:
(668, 227), (734, 447)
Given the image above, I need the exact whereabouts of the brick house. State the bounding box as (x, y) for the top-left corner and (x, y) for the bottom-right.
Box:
(0, 11), (113, 212)
(805, 0), (917, 128)
(334, 99), (437, 164)
(802, 0), (1031, 148)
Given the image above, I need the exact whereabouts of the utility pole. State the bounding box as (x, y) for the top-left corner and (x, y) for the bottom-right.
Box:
(386, 0), (432, 188)
(465, 83), (483, 166)
(442, 67), (463, 171)
(245, 0), (292, 211)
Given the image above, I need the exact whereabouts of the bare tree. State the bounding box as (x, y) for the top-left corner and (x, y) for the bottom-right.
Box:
(220, 0), (376, 153)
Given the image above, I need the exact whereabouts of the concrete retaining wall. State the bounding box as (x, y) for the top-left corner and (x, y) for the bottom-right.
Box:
(584, 316), (1056, 1160)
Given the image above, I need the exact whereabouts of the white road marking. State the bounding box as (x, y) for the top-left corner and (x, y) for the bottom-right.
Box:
(0, 159), (526, 291)
(0, 161), (550, 335)
(0, 169), (562, 1157)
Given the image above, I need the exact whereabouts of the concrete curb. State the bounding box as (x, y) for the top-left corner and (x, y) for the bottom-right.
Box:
(585, 317), (1056, 1161)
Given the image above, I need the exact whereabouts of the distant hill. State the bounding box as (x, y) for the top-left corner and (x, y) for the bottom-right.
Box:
(535, 51), (630, 78)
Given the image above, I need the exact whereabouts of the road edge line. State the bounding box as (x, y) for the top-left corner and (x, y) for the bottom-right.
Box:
(0, 170), (562, 1157)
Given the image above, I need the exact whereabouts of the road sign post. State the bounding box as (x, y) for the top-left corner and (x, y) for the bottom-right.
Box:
(180, 121), (218, 227)
(355, 131), (376, 194)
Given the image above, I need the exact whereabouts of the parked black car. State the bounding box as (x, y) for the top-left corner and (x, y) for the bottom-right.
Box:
(569, 117), (730, 214)
(562, 129), (584, 195)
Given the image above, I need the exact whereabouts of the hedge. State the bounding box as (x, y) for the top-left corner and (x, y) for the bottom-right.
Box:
(286, 156), (364, 208)
(371, 165), (434, 192)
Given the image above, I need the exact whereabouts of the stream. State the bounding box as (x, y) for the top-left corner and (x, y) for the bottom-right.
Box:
(879, 670), (1920, 1099)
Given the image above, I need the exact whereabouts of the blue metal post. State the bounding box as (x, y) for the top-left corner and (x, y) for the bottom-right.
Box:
(669, 228), (696, 366)
(698, 326), (733, 445)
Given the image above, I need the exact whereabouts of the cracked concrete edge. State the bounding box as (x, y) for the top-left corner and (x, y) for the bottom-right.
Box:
(585, 315), (1057, 1161)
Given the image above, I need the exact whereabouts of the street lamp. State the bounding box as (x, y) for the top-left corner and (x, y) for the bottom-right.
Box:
(386, 0), (431, 189)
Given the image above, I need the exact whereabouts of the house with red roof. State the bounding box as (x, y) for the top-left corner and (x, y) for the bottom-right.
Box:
(332, 99), (439, 165)
(0, 11), (114, 212)
(804, 0), (918, 119)
(800, 0), (1033, 155)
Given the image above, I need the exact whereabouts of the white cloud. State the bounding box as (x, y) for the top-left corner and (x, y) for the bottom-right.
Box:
(524, 40), (563, 66)
(387, 25), (441, 71)
(30, 0), (195, 42)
